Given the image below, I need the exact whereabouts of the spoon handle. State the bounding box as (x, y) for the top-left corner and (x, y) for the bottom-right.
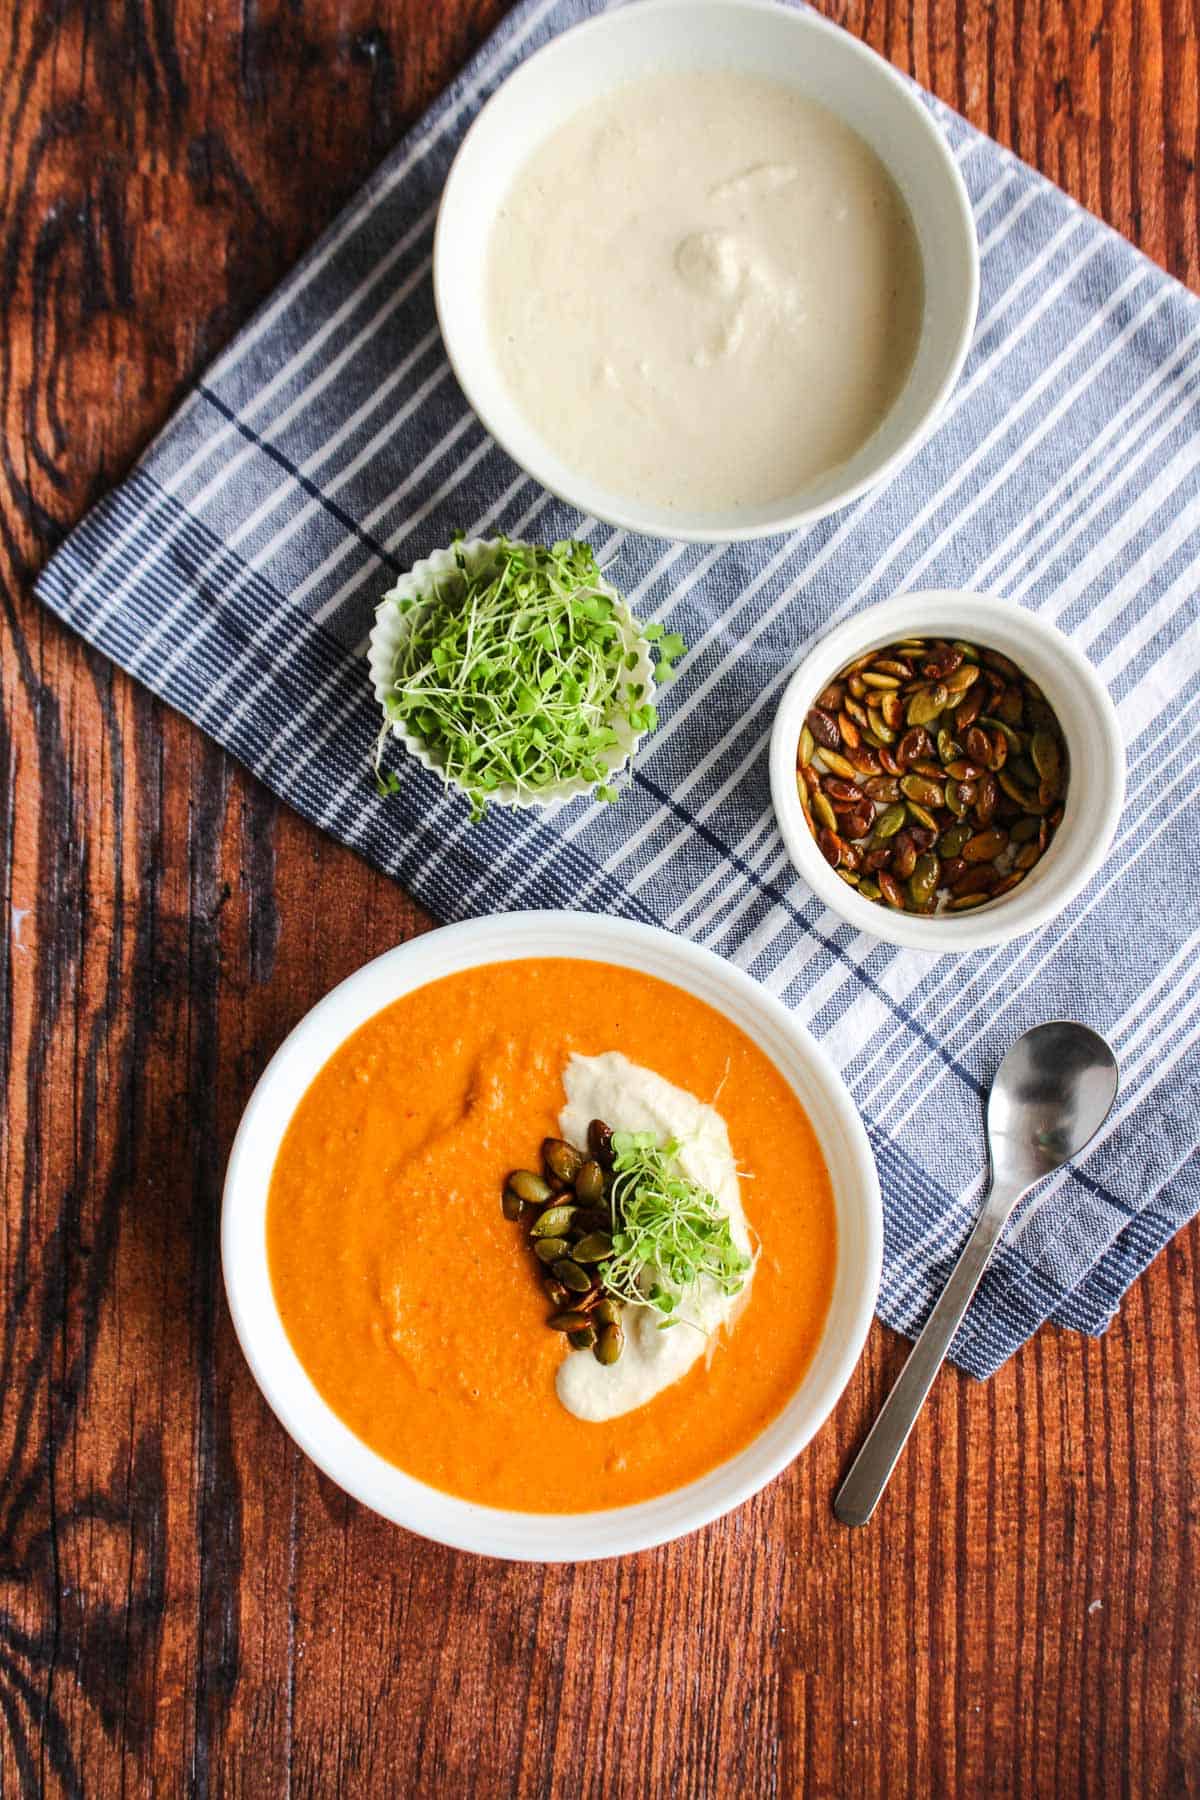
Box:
(834, 1180), (1024, 1527)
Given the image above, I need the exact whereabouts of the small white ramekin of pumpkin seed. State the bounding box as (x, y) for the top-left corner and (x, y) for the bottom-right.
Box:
(769, 591), (1125, 953)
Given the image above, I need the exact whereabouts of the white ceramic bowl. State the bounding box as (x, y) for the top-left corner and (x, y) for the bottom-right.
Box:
(367, 538), (655, 810)
(769, 592), (1126, 951)
(222, 912), (882, 1560)
(434, 0), (979, 543)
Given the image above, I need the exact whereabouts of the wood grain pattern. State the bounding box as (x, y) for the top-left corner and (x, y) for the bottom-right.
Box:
(1, 0), (1197, 1793)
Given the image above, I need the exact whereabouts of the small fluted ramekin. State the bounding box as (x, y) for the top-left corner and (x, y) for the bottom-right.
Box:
(368, 538), (656, 811)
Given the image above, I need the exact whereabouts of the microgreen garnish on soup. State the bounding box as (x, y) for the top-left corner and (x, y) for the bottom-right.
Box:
(375, 537), (684, 818)
(601, 1131), (752, 1325)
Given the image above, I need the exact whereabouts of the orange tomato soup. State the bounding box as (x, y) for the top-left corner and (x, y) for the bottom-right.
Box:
(267, 958), (837, 1511)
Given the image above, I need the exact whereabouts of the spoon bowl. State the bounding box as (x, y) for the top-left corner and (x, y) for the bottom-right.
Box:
(988, 1021), (1120, 1188)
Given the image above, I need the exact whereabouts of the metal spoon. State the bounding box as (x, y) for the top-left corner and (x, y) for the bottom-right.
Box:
(834, 1020), (1119, 1527)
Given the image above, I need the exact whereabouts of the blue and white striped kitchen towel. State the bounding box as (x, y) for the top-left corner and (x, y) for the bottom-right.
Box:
(36, 0), (1200, 1376)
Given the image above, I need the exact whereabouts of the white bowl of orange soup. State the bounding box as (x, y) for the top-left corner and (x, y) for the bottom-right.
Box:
(222, 913), (881, 1559)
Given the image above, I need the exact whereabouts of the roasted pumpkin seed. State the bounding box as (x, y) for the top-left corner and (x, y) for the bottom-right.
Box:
(817, 749), (859, 781)
(905, 801), (939, 833)
(997, 685), (1025, 727)
(963, 725), (990, 765)
(534, 1237), (571, 1263)
(571, 1232), (614, 1263)
(595, 1323), (625, 1365)
(878, 872), (905, 909)
(975, 772), (999, 825)
(873, 803), (907, 841)
(896, 727), (931, 766)
(542, 1138), (584, 1183)
(962, 827), (1008, 863)
(954, 686), (985, 730)
(1030, 729), (1062, 787)
(553, 1258), (593, 1293)
(842, 802), (875, 841)
(922, 645), (964, 680)
(904, 687), (942, 727)
(909, 852), (941, 905)
(586, 1119), (615, 1168)
(900, 774), (946, 809)
(980, 716), (1022, 752)
(508, 1169), (554, 1206)
(531, 1204), (577, 1238)
(891, 834), (918, 881)
(807, 706), (841, 750)
(812, 791), (838, 832)
(817, 827), (843, 868)
(574, 1160), (606, 1206)
(997, 771), (1045, 812)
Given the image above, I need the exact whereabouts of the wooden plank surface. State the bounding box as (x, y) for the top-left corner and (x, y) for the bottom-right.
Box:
(1, 0), (1198, 1792)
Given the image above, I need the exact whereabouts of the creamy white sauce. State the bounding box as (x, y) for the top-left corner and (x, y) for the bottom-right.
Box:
(555, 1052), (753, 1423)
(487, 72), (924, 513)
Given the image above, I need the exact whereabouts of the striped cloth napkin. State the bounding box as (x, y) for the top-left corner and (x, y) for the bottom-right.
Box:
(36, 0), (1200, 1376)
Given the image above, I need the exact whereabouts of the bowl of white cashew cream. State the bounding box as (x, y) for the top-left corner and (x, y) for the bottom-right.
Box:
(434, 0), (979, 543)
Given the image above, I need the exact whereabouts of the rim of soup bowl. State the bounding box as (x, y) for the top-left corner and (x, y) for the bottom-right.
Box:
(432, 0), (979, 542)
(221, 912), (882, 1560)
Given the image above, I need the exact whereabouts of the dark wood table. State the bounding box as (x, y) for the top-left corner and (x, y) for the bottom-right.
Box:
(2, 2), (1197, 1793)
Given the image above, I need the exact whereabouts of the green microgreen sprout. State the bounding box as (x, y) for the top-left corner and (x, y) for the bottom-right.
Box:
(374, 536), (685, 819)
(599, 1131), (752, 1328)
